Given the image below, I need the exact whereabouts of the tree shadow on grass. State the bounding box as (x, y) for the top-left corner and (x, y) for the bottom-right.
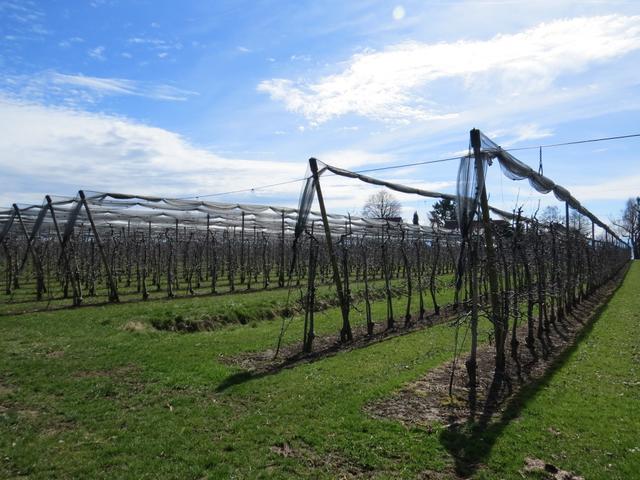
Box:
(438, 276), (624, 478)
(215, 370), (270, 392)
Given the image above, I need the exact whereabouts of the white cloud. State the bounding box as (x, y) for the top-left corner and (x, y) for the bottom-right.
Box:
(488, 123), (554, 146)
(0, 98), (449, 220)
(88, 46), (106, 60)
(568, 174), (640, 201)
(258, 15), (640, 124)
(0, 97), (304, 205)
(316, 149), (393, 170)
(237, 46), (251, 53)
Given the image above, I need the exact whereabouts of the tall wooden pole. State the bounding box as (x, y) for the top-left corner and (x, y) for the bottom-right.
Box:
(279, 210), (285, 288)
(470, 129), (505, 374)
(309, 157), (353, 342)
(46, 195), (82, 305)
(79, 191), (119, 302)
(565, 202), (573, 311)
(13, 204), (45, 300)
(240, 211), (246, 285)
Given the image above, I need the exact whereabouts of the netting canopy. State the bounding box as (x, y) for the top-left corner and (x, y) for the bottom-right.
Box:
(0, 190), (444, 246)
(478, 132), (622, 241)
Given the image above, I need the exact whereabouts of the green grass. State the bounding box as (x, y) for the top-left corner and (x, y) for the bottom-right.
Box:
(470, 262), (640, 479)
(0, 263), (638, 479)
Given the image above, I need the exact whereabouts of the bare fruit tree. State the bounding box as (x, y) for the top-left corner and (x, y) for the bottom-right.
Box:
(362, 190), (402, 219)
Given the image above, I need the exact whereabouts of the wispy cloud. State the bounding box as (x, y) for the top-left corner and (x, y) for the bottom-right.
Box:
(488, 124), (554, 146)
(259, 15), (640, 124)
(127, 36), (182, 52)
(52, 72), (197, 101)
(2, 71), (198, 104)
(58, 36), (84, 48)
(88, 45), (106, 60)
(0, 0), (49, 40)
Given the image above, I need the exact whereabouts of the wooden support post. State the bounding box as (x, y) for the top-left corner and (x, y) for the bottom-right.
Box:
(174, 218), (179, 290)
(79, 191), (119, 302)
(565, 202), (573, 311)
(240, 211), (246, 285)
(465, 233), (479, 404)
(46, 195), (82, 306)
(279, 210), (285, 288)
(13, 204), (45, 300)
(309, 157), (353, 342)
(470, 129), (505, 374)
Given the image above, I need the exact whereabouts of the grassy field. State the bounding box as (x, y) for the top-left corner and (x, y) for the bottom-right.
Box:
(0, 263), (638, 479)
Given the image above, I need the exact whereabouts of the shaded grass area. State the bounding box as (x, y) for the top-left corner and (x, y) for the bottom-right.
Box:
(466, 262), (640, 479)
(0, 264), (638, 478)
(440, 262), (640, 479)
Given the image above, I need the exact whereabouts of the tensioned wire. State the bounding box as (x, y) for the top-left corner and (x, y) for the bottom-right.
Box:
(179, 132), (640, 200)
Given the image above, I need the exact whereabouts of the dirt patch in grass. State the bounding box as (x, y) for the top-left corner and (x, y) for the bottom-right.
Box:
(522, 457), (584, 479)
(221, 305), (458, 375)
(73, 363), (140, 379)
(269, 440), (374, 478)
(0, 383), (14, 396)
(120, 320), (150, 332)
(416, 468), (462, 479)
(46, 350), (65, 358)
(366, 267), (627, 428)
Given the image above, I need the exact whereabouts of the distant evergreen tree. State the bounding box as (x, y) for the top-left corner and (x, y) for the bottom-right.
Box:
(429, 198), (456, 226)
(412, 211), (419, 225)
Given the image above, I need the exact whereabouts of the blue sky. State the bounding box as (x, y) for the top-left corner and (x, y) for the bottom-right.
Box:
(1, 0), (639, 228)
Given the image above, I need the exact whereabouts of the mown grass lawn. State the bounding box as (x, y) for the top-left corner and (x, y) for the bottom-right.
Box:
(0, 263), (638, 479)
